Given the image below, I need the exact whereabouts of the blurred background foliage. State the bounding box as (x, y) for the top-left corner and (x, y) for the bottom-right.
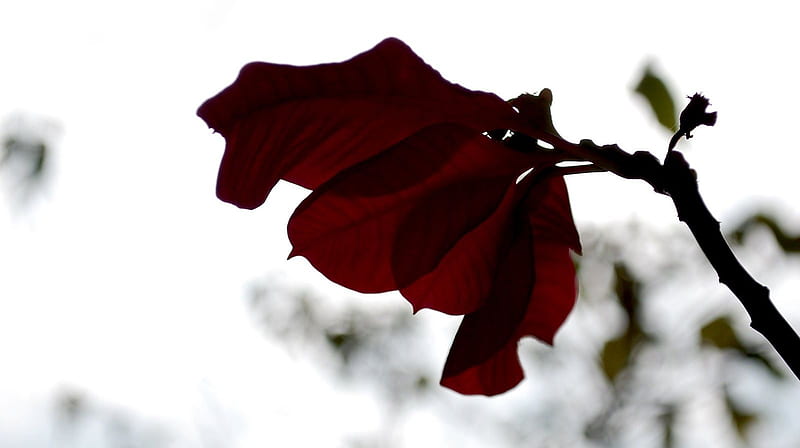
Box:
(1, 112), (59, 207)
(4, 67), (800, 447)
(243, 216), (797, 447)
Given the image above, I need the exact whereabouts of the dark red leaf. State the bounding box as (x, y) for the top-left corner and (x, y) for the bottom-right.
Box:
(198, 38), (529, 209)
(398, 180), (519, 315)
(440, 217), (534, 395)
(200, 37), (584, 396)
(287, 124), (541, 296)
(402, 174), (580, 316)
(440, 175), (580, 395)
(526, 173), (582, 255)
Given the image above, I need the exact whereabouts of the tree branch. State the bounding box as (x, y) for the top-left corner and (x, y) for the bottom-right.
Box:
(555, 139), (800, 379)
(660, 151), (800, 378)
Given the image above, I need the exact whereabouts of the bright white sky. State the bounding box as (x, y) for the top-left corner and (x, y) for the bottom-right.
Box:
(2, 0), (800, 446)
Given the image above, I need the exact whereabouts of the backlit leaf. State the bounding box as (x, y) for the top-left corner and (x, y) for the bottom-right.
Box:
(288, 124), (541, 299)
(440, 175), (580, 395)
(199, 38), (533, 209)
(201, 37), (582, 396)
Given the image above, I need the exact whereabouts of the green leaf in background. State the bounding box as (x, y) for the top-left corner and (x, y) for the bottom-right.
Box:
(598, 263), (653, 383)
(700, 316), (744, 351)
(730, 213), (800, 253)
(700, 315), (786, 378)
(600, 334), (633, 382)
(659, 404), (677, 448)
(634, 65), (677, 132)
(724, 389), (757, 440)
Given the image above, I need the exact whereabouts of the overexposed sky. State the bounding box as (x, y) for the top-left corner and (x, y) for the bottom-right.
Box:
(2, 0), (800, 446)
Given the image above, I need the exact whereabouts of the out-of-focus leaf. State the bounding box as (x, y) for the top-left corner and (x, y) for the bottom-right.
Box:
(614, 263), (640, 321)
(599, 263), (650, 382)
(600, 334), (633, 382)
(415, 375), (430, 391)
(700, 316), (745, 351)
(2, 137), (48, 183)
(326, 329), (362, 364)
(598, 261), (665, 383)
(701, 316), (786, 378)
(1, 114), (59, 197)
(659, 403), (677, 448)
(744, 351), (786, 379)
(724, 389), (757, 439)
(634, 66), (677, 132)
(729, 213), (800, 253)
(54, 389), (86, 424)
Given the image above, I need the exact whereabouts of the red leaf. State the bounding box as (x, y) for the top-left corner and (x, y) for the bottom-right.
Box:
(526, 173), (582, 256)
(401, 171), (579, 316)
(287, 124), (539, 296)
(198, 38), (527, 209)
(440, 175), (580, 396)
(398, 179), (519, 315)
(440, 218), (534, 395)
(200, 37), (584, 396)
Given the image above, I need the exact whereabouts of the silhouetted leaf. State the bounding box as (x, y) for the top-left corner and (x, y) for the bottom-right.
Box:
(634, 66), (677, 132)
(288, 124), (542, 298)
(198, 38), (536, 209)
(201, 38), (581, 396)
(439, 175), (581, 396)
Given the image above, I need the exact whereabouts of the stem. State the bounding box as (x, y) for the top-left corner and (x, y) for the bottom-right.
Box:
(553, 164), (606, 177)
(550, 138), (800, 379)
(661, 151), (800, 378)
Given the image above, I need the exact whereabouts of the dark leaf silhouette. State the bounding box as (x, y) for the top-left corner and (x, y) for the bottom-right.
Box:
(288, 124), (540, 300)
(198, 38), (534, 209)
(441, 174), (580, 394)
(200, 38), (581, 395)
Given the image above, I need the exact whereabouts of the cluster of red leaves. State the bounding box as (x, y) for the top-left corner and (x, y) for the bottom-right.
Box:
(198, 38), (582, 396)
